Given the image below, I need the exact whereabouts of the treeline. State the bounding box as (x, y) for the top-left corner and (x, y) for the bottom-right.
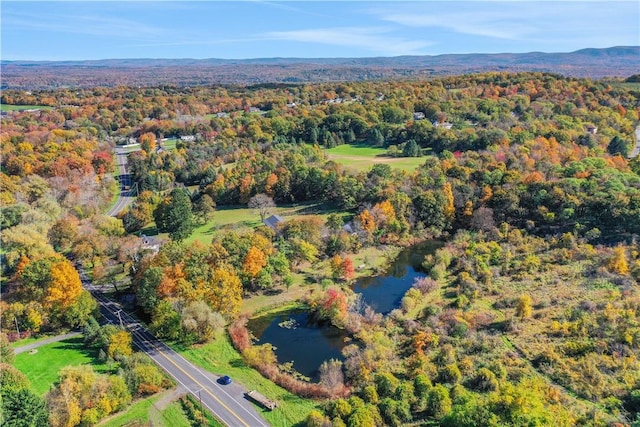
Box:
(1, 72), (639, 425)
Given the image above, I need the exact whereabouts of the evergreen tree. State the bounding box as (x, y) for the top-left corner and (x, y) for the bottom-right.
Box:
(153, 188), (194, 242)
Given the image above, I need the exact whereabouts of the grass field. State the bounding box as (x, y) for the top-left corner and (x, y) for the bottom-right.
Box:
(185, 202), (351, 245)
(98, 390), (200, 427)
(161, 138), (178, 151)
(605, 81), (640, 91)
(14, 335), (110, 396)
(324, 143), (427, 172)
(0, 104), (53, 111)
(179, 336), (320, 427)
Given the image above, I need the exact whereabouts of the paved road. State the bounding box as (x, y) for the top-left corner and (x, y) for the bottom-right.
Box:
(13, 332), (82, 354)
(105, 148), (136, 216)
(82, 274), (269, 427)
(631, 125), (640, 158)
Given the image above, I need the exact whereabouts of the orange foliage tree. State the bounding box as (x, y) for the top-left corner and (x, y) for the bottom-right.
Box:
(44, 259), (83, 312)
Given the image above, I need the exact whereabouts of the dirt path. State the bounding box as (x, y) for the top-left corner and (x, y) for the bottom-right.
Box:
(13, 331), (82, 354)
(153, 386), (187, 410)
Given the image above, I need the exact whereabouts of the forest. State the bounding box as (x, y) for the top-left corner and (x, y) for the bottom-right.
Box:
(1, 72), (639, 427)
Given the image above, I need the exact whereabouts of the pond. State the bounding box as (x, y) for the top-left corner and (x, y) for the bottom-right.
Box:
(246, 240), (441, 382)
(351, 240), (442, 314)
(247, 309), (349, 382)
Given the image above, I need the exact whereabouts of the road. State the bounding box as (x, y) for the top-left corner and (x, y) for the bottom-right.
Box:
(89, 289), (269, 427)
(13, 332), (82, 354)
(632, 125), (640, 158)
(105, 148), (136, 217)
(95, 154), (272, 427)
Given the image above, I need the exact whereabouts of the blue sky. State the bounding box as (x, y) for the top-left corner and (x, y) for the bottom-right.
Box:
(2, 1), (638, 61)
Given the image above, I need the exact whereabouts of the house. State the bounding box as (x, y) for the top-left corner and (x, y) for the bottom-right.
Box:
(433, 121), (453, 130)
(586, 125), (598, 135)
(413, 112), (426, 120)
(140, 234), (163, 254)
(263, 215), (284, 231)
(180, 135), (196, 142)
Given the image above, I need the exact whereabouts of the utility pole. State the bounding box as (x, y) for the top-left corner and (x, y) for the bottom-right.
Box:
(114, 310), (124, 328)
(194, 388), (205, 427)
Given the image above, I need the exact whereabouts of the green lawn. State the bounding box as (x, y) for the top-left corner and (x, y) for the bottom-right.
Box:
(161, 138), (178, 151)
(99, 391), (209, 427)
(14, 336), (110, 396)
(179, 336), (320, 427)
(324, 143), (427, 172)
(186, 202), (351, 245)
(0, 104), (53, 111)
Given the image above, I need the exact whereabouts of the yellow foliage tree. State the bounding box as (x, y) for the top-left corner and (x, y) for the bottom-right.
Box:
(205, 266), (243, 316)
(607, 245), (629, 275)
(139, 132), (156, 154)
(107, 330), (132, 360)
(357, 209), (376, 234)
(443, 182), (455, 222)
(515, 294), (533, 319)
(480, 185), (493, 203)
(44, 259), (82, 311)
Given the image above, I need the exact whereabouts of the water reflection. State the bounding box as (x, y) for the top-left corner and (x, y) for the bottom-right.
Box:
(247, 309), (348, 382)
(352, 240), (442, 314)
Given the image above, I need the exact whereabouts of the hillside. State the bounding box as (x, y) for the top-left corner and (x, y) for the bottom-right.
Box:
(2, 46), (638, 89)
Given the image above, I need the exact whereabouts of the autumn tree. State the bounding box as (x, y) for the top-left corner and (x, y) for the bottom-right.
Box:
(139, 132), (157, 154)
(47, 365), (131, 427)
(203, 266), (243, 316)
(91, 151), (114, 175)
(515, 294), (533, 319)
(319, 359), (345, 395)
(607, 245), (629, 275)
(330, 255), (355, 282)
(180, 300), (225, 343)
(248, 193), (276, 222)
(107, 329), (133, 360)
(0, 333), (15, 365)
(243, 246), (268, 278)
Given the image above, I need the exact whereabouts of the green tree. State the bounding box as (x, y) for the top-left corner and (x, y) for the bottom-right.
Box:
(0, 364), (30, 390)
(0, 387), (49, 427)
(402, 139), (421, 157)
(0, 334), (15, 365)
(427, 384), (452, 419)
(153, 188), (194, 242)
(607, 135), (630, 157)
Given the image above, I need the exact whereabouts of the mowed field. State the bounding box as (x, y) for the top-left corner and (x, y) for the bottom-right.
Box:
(324, 143), (427, 172)
(0, 104), (53, 111)
(14, 335), (110, 396)
(185, 202), (350, 245)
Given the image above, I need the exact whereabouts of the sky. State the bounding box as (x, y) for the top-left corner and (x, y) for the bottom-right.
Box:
(2, 1), (639, 61)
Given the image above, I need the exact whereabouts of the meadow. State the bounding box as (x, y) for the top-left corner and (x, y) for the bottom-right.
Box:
(185, 202), (351, 245)
(97, 391), (215, 427)
(0, 104), (52, 111)
(324, 143), (427, 172)
(14, 335), (110, 395)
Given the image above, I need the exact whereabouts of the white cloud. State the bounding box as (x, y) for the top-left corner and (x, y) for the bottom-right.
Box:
(264, 27), (434, 56)
(3, 11), (163, 39)
(371, 1), (638, 45)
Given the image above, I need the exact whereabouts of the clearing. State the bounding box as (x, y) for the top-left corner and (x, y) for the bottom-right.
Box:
(324, 143), (426, 172)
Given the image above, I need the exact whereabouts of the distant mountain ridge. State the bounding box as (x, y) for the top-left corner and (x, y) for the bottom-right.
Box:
(2, 46), (639, 89)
